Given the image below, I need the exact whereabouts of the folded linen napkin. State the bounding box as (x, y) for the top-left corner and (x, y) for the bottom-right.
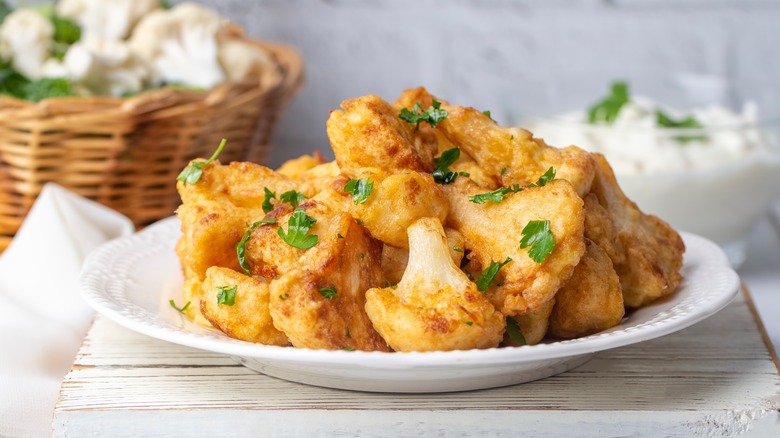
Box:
(0, 184), (134, 438)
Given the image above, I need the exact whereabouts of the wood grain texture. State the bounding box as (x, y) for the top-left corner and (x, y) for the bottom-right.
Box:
(54, 291), (780, 437)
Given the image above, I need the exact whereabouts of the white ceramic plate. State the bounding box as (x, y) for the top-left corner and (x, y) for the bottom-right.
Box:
(80, 216), (740, 393)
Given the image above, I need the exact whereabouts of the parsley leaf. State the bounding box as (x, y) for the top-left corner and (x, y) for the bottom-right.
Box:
(176, 139), (227, 186)
(588, 81), (629, 124)
(398, 99), (448, 130)
(520, 220), (555, 263)
(656, 110), (707, 143)
(278, 209), (319, 249)
(51, 15), (80, 60)
(506, 317), (527, 346)
(279, 189), (307, 209)
(236, 218), (277, 275)
(319, 286), (337, 300)
(475, 257), (512, 292)
(529, 167), (555, 187)
(262, 187), (276, 213)
(216, 285), (237, 306)
(432, 147), (460, 184)
(169, 299), (191, 314)
(468, 184), (523, 204)
(343, 178), (374, 204)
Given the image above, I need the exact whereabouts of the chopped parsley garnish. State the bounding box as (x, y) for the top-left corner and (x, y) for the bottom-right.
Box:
(342, 346), (355, 351)
(465, 321), (474, 326)
(176, 138), (226, 186)
(346, 328), (351, 338)
(506, 317), (527, 346)
(398, 99), (448, 130)
(279, 293), (289, 300)
(262, 187), (276, 213)
(529, 167), (555, 187)
(236, 218), (277, 275)
(482, 110), (493, 120)
(279, 189), (307, 209)
(500, 166), (508, 176)
(278, 209), (319, 249)
(475, 257), (512, 292)
(468, 184), (522, 205)
(216, 285), (237, 306)
(520, 220), (555, 263)
(390, 284), (398, 290)
(319, 286), (337, 300)
(656, 110), (707, 143)
(432, 147), (460, 184)
(343, 178), (374, 204)
(169, 299), (191, 314)
(453, 246), (463, 253)
(588, 81), (629, 124)
(337, 233), (344, 239)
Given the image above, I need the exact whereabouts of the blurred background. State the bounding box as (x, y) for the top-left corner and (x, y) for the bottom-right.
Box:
(178, 0), (780, 167)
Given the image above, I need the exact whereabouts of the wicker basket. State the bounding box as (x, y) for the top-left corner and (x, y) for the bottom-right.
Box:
(0, 39), (303, 252)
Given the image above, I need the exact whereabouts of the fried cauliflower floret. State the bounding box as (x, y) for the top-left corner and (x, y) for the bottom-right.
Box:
(444, 178), (586, 316)
(180, 264), (210, 327)
(296, 161), (341, 198)
(268, 205), (390, 351)
(326, 94), (436, 173)
(199, 267), (289, 345)
(276, 152), (327, 180)
(588, 154), (684, 307)
(549, 239), (625, 339)
(330, 168), (449, 248)
(175, 160), (297, 279)
(438, 104), (596, 197)
(506, 299), (555, 346)
(365, 218), (505, 352)
(380, 228), (465, 285)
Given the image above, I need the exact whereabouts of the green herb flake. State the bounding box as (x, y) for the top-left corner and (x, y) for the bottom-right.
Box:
(390, 284), (398, 290)
(359, 253), (365, 261)
(468, 184), (523, 205)
(506, 317), (527, 346)
(458, 171), (471, 177)
(262, 187), (276, 213)
(588, 81), (629, 124)
(500, 166), (508, 176)
(475, 257), (512, 292)
(343, 178), (374, 204)
(465, 321), (474, 326)
(319, 286), (337, 300)
(216, 285), (237, 306)
(337, 233), (345, 239)
(432, 147), (461, 184)
(342, 346), (355, 351)
(398, 99), (448, 130)
(236, 218), (277, 275)
(169, 299), (191, 314)
(520, 220), (555, 263)
(346, 328), (351, 338)
(279, 293), (289, 300)
(482, 110), (493, 120)
(279, 189), (307, 209)
(656, 110), (707, 143)
(529, 167), (556, 187)
(176, 139), (227, 186)
(278, 209), (319, 249)
(453, 246), (464, 253)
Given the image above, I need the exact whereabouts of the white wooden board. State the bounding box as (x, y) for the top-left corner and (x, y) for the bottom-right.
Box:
(53, 290), (780, 437)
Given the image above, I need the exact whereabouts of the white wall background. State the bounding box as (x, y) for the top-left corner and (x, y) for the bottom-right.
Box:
(128, 1), (780, 166)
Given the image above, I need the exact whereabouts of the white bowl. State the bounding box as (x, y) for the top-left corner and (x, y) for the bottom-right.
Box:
(526, 119), (780, 267)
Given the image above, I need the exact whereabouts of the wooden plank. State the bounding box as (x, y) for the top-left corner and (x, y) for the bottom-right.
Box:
(54, 290), (780, 437)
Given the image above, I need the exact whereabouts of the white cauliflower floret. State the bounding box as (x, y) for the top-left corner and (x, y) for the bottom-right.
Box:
(57, 0), (161, 40)
(44, 37), (147, 97)
(365, 217), (505, 352)
(218, 38), (278, 83)
(0, 9), (53, 79)
(129, 2), (226, 89)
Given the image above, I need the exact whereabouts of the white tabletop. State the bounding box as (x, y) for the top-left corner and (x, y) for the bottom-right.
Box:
(735, 210), (780, 355)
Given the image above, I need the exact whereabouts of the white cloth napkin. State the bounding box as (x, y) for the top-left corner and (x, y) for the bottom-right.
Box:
(0, 184), (134, 438)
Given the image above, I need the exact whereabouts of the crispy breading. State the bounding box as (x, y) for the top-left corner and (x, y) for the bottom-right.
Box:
(549, 239), (625, 339)
(268, 206), (390, 351)
(175, 160), (297, 279)
(506, 299), (555, 346)
(296, 161), (341, 198)
(326, 94), (435, 173)
(327, 168), (448, 248)
(200, 267), (289, 345)
(180, 262), (211, 327)
(444, 178), (586, 315)
(380, 228), (465, 285)
(438, 104), (596, 197)
(276, 152), (327, 180)
(365, 218), (505, 352)
(588, 154), (684, 308)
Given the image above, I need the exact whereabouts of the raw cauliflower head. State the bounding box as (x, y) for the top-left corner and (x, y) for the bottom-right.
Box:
(365, 217), (505, 352)
(57, 0), (161, 40)
(129, 2), (226, 89)
(0, 9), (54, 80)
